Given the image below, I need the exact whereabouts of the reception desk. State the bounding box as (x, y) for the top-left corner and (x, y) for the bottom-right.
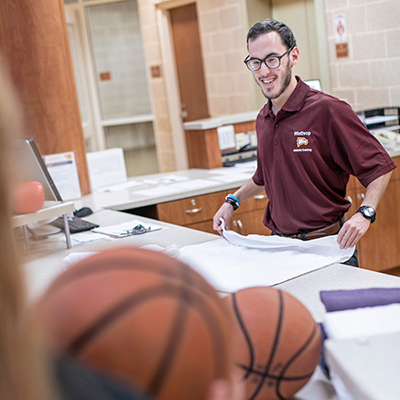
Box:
(22, 207), (400, 400)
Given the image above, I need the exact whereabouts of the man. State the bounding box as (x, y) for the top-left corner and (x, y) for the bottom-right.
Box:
(213, 19), (396, 266)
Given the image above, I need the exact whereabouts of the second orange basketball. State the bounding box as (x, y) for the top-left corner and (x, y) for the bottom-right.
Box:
(223, 286), (322, 400)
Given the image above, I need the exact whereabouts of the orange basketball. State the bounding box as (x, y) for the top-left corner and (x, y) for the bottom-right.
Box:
(223, 286), (321, 400)
(36, 247), (233, 400)
(12, 181), (45, 214)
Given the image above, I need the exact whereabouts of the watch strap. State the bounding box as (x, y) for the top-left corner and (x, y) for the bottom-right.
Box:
(357, 206), (376, 223)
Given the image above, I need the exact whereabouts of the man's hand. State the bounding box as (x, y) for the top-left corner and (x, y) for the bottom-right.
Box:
(213, 203), (234, 236)
(337, 212), (370, 249)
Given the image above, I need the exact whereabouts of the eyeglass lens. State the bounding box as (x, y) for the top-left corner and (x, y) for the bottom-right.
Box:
(247, 56), (281, 71)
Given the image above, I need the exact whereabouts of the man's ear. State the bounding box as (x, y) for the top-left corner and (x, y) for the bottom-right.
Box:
(290, 46), (300, 67)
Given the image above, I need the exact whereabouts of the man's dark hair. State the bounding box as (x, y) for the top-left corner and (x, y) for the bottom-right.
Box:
(247, 19), (297, 50)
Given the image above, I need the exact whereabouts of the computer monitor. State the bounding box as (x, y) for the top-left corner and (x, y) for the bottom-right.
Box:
(10, 138), (63, 201)
(304, 79), (322, 91)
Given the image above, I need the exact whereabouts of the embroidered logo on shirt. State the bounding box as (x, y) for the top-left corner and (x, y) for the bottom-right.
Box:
(293, 131), (312, 152)
(296, 137), (308, 147)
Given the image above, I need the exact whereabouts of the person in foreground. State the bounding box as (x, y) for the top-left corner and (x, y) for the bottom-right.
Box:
(0, 57), (241, 400)
(213, 19), (396, 267)
(0, 56), (156, 400)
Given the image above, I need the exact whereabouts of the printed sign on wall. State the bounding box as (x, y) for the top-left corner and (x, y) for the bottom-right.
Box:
(334, 13), (348, 58)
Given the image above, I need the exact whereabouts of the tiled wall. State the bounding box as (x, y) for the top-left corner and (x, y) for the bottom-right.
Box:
(196, 0), (252, 116)
(324, 0), (400, 111)
(138, 0), (251, 172)
(138, 0), (176, 172)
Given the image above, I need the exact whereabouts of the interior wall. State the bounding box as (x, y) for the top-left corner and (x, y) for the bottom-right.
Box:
(324, 0), (400, 111)
(243, 0), (331, 111)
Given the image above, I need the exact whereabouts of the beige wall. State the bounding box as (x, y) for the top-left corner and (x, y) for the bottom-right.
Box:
(324, 0), (400, 111)
(138, 0), (251, 172)
(139, 0), (400, 171)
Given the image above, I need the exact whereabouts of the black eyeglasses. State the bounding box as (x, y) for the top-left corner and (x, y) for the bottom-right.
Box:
(244, 47), (294, 71)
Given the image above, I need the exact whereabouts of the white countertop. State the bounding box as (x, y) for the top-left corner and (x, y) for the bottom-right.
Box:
(21, 207), (400, 400)
(76, 165), (256, 212)
(183, 110), (259, 130)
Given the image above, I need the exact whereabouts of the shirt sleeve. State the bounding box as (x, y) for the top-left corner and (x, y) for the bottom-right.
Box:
(327, 101), (397, 187)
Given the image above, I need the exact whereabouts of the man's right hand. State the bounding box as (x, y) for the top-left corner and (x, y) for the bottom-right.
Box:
(213, 202), (234, 236)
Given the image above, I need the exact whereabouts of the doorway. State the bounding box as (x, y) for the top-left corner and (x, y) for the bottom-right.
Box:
(169, 3), (209, 122)
(245, 0), (330, 110)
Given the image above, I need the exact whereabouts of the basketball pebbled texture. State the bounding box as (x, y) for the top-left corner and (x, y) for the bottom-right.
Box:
(223, 286), (322, 400)
(36, 246), (234, 400)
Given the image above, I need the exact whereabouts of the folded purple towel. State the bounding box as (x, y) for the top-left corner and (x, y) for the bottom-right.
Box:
(320, 287), (400, 312)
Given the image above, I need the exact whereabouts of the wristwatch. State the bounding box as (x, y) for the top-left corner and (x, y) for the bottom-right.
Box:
(357, 206), (376, 223)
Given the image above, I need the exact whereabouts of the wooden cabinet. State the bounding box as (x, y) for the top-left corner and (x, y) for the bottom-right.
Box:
(157, 155), (400, 272)
(157, 188), (270, 236)
(346, 156), (400, 271)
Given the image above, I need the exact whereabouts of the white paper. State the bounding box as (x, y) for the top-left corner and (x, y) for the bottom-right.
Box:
(134, 185), (185, 197)
(323, 304), (400, 341)
(143, 175), (189, 185)
(178, 221), (354, 292)
(334, 13), (347, 44)
(86, 148), (127, 189)
(208, 172), (254, 183)
(43, 152), (81, 200)
(95, 179), (143, 192)
(234, 160), (257, 170)
(170, 179), (220, 191)
(93, 219), (165, 238)
(217, 125), (236, 150)
(61, 232), (111, 246)
(63, 252), (98, 269)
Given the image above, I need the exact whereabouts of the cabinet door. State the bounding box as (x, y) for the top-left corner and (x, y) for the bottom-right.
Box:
(230, 208), (271, 236)
(188, 209), (271, 236)
(157, 190), (227, 225)
(356, 177), (400, 271)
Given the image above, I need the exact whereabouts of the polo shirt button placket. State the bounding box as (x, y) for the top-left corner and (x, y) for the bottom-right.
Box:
(274, 122), (279, 145)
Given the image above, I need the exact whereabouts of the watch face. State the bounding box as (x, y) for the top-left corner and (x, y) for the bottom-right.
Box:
(364, 207), (375, 217)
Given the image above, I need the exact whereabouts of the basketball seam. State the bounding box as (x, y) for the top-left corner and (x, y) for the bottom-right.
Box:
(275, 322), (320, 400)
(148, 285), (190, 396)
(248, 290), (284, 400)
(232, 292), (255, 379)
(67, 283), (230, 395)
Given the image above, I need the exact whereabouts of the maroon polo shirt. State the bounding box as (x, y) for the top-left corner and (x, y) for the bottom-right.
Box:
(252, 77), (396, 235)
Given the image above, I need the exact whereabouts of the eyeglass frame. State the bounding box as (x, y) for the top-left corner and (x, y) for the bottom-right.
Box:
(243, 46), (294, 71)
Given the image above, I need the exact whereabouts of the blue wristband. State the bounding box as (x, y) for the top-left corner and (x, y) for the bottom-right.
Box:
(226, 194), (240, 206)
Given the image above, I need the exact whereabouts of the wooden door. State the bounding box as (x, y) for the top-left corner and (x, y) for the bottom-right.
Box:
(355, 159), (400, 272)
(0, 0), (91, 195)
(170, 3), (209, 122)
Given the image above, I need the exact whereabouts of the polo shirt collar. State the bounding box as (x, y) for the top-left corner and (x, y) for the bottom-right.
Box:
(260, 76), (310, 117)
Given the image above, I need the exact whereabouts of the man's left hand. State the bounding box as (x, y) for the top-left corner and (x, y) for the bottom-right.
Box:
(337, 213), (371, 249)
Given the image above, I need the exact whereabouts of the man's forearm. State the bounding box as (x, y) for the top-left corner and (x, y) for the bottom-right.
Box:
(232, 179), (265, 204)
(361, 170), (393, 209)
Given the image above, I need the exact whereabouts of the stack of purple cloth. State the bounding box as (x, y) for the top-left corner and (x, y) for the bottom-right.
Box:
(320, 287), (400, 312)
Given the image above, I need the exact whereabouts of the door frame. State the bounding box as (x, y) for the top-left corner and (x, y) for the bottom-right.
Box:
(156, 0), (197, 170)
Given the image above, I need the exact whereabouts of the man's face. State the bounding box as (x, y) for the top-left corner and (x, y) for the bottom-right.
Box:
(248, 31), (294, 101)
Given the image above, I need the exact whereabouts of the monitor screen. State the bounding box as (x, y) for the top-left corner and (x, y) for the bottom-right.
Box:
(10, 138), (63, 201)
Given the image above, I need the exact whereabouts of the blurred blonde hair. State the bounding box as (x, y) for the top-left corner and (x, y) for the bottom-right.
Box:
(0, 57), (53, 400)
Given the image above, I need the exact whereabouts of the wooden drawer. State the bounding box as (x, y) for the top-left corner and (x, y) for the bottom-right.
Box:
(157, 191), (227, 225)
(187, 208), (271, 236)
(157, 188), (269, 227)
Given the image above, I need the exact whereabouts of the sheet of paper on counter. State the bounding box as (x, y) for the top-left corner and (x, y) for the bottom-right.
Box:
(178, 220), (354, 292)
(93, 219), (166, 238)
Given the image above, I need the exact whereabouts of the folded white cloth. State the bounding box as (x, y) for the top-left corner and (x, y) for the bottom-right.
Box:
(63, 252), (97, 270)
(323, 303), (400, 341)
(177, 220), (354, 292)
